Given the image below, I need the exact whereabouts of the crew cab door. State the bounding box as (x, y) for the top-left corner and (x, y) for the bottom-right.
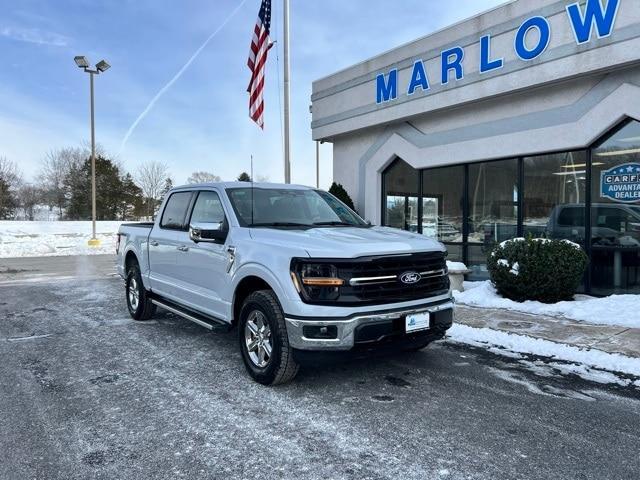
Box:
(148, 191), (195, 299)
(172, 189), (230, 319)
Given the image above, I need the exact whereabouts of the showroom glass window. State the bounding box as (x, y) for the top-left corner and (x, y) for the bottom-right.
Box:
(422, 165), (464, 261)
(383, 159), (419, 231)
(467, 159), (518, 278)
(523, 151), (587, 244)
(590, 120), (640, 295)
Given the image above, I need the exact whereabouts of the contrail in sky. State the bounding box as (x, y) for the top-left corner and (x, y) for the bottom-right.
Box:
(119, 0), (249, 154)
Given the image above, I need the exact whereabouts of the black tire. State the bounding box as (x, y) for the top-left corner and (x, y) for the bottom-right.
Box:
(238, 290), (299, 385)
(126, 264), (156, 321)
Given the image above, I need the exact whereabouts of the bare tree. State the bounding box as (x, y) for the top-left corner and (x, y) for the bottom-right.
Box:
(0, 156), (21, 187)
(17, 184), (43, 221)
(255, 174), (270, 183)
(187, 171), (221, 184)
(136, 161), (169, 217)
(38, 148), (85, 216)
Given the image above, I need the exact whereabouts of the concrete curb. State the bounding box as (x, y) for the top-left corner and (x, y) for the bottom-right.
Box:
(455, 304), (640, 359)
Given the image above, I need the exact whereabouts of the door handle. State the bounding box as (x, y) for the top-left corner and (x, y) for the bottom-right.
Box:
(177, 245), (190, 252)
(150, 241), (159, 247)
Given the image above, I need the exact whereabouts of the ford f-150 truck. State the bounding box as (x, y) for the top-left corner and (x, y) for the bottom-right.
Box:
(116, 183), (454, 385)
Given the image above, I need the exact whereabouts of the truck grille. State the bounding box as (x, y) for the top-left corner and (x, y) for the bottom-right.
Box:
(331, 252), (449, 306)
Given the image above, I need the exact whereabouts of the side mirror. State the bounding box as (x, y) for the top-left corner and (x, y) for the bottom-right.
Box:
(189, 221), (227, 243)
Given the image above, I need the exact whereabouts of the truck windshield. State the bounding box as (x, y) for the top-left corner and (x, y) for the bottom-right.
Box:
(226, 187), (369, 228)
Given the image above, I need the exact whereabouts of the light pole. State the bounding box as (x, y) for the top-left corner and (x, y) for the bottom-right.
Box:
(74, 55), (110, 246)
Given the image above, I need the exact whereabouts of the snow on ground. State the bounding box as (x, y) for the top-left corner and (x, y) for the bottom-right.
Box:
(0, 221), (121, 258)
(447, 323), (640, 379)
(454, 280), (639, 329)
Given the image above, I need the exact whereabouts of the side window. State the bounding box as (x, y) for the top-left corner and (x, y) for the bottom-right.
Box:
(160, 192), (193, 230)
(557, 207), (584, 228)
(596, 208), (625, 231)
(190, 191), (226, 224)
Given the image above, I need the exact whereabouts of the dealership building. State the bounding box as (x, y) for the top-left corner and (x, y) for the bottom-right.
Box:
(311, 0), (640, 295)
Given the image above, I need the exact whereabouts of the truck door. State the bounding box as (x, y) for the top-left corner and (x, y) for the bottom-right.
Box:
(172, 190), (230, 319)
(148, 191), (195, 299)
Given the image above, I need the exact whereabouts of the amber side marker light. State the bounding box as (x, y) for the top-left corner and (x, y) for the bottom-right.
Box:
(301, 278), (345, 287)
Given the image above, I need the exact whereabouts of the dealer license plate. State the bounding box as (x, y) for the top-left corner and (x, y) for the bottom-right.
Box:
(405, 312), (430, 333)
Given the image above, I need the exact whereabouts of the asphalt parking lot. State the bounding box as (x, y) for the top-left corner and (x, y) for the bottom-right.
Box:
(1, 255), (639, 480)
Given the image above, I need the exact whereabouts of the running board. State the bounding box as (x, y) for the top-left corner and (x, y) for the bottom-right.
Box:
(151, 297), (230, 331)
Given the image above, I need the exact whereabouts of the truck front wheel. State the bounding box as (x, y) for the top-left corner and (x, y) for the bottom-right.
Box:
(126, 265), (156, 321)
(238, 290), (299, 385)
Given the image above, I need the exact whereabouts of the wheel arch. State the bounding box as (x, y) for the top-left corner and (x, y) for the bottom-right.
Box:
(124, 249), (139, 272)
(232, 275), (280, 326)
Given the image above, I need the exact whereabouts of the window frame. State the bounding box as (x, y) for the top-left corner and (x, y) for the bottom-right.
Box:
(159, 191), (196, 231)
(187, 189), (228, 227)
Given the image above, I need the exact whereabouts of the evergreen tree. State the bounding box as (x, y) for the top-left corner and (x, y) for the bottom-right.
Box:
(0, 177), (17, 219)
(237, 172), (252, 182)
(329, 182), (355, 210)
(119, 173), (144, 220)
(65, 155), (143, 220)
(161, 177), (174, 197)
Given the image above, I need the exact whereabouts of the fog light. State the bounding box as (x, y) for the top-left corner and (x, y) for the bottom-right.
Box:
(303, 325), (338, 340)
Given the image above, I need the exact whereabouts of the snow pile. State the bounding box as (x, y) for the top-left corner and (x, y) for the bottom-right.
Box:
(0, 221), (121, 258)
(509, 262), (520, 276)
(446, 261), (468, 272)
(454, 280), (640, 328)
(498, 237), (581, 249)
(448, 324), (640, 377)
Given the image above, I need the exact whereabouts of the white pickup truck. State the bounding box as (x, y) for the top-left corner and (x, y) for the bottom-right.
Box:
(116, 182), (454, 385)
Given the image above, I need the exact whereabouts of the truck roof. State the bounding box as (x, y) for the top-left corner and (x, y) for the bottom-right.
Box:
(172, 182), (314, 191)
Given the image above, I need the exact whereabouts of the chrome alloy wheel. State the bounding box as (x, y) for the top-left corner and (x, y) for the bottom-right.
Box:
(128, 277), (140, 310)
(244, 310), (273, 368)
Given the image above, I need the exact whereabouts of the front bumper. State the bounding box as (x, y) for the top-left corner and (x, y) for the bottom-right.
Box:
(285, 297), (454, 351)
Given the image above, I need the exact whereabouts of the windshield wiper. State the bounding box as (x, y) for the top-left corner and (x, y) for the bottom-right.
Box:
(249, 222), (313, 228)
(312, 221), (368, 227)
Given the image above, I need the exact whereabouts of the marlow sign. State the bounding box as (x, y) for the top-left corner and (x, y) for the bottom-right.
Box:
(601, 163), (640, 203)
(376, 0), (621, 104)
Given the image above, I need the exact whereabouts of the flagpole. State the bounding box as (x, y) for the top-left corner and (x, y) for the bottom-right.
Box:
(283, 0), (291, 184)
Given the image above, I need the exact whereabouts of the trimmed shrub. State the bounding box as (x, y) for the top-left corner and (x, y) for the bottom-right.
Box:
(329, 182), (356, 211)
(487, 237), (588, 303)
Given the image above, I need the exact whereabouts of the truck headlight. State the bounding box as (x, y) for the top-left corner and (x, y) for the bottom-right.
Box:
(291, 261), (344, 302)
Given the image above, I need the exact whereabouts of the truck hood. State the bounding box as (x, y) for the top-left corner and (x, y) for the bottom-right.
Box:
(249, 226), (445, 258)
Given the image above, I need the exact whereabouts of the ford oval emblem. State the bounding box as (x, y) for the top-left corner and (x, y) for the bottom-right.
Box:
(400, 271), (421, 285)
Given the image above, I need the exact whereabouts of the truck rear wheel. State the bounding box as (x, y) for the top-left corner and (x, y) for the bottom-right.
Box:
(238, 290), (299, 385)
(126, 265), (156, 321)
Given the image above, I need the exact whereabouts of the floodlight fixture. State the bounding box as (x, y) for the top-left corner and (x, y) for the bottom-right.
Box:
(74, 55), (89, 68)
(96, 60), (110, 73)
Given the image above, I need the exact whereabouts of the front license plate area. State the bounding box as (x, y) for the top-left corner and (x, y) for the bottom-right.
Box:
(405, 312), (430, 333)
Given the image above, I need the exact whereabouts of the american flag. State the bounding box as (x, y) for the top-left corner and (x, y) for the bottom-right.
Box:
(248, 0), (272, 129)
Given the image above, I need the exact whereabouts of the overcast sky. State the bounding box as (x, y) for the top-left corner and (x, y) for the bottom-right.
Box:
(0, 0), (506, 188)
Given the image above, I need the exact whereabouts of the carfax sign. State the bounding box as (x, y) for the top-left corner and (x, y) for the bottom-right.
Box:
(600, 163), (640, 203)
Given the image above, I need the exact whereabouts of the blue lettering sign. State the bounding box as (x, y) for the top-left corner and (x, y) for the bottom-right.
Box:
(515, 16), (551, 61)
(600, 163), (640, 203)
(480, 35), (503, 74)
(376, 69), (398, 104)
(441, 46), (464, 84)
(566, 0), (620, 45)
(408, 60), (430, 95)
(373, 0), (621, 103)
